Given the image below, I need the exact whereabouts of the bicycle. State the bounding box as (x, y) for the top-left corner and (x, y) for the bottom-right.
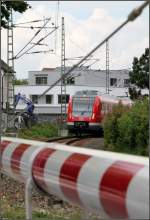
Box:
(1, 119), (6, 133)
(14, 111), (38, 130)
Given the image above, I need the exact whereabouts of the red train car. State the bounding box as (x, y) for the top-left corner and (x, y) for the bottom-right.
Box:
(67, 90), (132, 135)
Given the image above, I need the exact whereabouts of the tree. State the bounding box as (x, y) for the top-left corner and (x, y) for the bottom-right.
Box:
(13, 79), (28, 85)
(129, 48), (149, 100)
(1, 0), (30, 28)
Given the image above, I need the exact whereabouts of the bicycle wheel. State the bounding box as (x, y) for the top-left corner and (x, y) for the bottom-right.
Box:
(14, 116), (25, 130)
(1, 119), (6, 132)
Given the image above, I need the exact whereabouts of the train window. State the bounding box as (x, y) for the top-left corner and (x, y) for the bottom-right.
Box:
(75, 90), (98, 96)
(72, 97), (95, 116)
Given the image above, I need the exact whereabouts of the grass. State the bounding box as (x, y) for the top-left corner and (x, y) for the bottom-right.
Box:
(1, 191), (84, 220)
(18, 122), (60, 139)
(2, 206), (84, 220)
(1, 196), (100, 220)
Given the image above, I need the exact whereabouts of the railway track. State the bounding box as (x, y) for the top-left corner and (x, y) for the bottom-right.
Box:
(29, 135), (104, 149)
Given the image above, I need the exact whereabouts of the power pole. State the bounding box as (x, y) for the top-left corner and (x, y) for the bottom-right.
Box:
(6, 8), (15, 128)
(60, 17), (66, 127)
(106, 40), (109, 94)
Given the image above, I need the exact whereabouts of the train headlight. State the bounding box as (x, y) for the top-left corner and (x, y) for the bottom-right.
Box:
(92, 113), (95, 119)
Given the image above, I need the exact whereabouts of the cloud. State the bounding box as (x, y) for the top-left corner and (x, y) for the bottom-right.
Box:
(1, 2), (148, 79)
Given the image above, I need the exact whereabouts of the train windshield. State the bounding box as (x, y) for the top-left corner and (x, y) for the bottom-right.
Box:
(72, 96), (95, 116)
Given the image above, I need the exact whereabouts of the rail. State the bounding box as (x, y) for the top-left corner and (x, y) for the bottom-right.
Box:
(0, 136), (149, 220)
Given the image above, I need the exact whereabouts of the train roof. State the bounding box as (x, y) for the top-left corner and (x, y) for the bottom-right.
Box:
(73, 90), (133, 104)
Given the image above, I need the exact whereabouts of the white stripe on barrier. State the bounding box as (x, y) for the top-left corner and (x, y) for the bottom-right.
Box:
(126, 166), (149, 219)
(43, 150), (73, 201)
(77, 156), (114, 218)
(2, 142), (20, 180)
(20, 145), (46, 180)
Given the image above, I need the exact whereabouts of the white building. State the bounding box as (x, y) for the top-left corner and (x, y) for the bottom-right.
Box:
(15, 66), (130, 120)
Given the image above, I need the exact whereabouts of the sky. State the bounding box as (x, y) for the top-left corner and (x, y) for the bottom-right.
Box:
(1, 1), (149, 79)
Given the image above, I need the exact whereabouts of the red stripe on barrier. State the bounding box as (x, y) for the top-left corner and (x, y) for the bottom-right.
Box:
(32, 148), (56, 190)
(11, 144), (30, 175)
(100, 161), (144, 219)
(0, 141), (11, 155)
(60, 153), (91, 205)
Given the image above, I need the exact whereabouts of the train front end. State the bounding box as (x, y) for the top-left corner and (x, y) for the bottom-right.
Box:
(67, 95), (102, 135)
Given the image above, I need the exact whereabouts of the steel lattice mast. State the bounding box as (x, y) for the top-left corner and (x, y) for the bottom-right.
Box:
(6, 8), (15, 128)
(106, 40), (109, 94)
(60, 17), (66, 125)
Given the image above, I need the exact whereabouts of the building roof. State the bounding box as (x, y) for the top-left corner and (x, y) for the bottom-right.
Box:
(1, 59), (14, 73)
(42, 68), (55, 71)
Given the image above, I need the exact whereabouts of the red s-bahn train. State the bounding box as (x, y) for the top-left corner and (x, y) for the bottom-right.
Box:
(67, 90), (132, 135)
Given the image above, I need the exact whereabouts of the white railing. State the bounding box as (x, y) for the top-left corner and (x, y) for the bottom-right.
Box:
(1, 136), (149, 220)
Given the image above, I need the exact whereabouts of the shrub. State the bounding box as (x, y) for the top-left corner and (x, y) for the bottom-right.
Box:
(19, 122), (59, 139)
(103, 98), (149, 156)
(103, 101), (130, 147)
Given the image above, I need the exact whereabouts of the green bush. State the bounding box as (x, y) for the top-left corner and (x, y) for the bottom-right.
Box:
(103, 98), (149, 156)
(19, 122), (59, 139)
(103, 101), (130, 147)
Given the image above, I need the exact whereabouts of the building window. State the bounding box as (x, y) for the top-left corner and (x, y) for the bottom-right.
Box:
(46, 95), (53, 104)
(62, 77), (75, 85)
(31, 95), (38, 104)
(110, 78), (117, 86)
(124, 79), (130, 87)
(67, 77), (75, 85)
(58, 94), (70, 104)
(36, 76), (47, 85)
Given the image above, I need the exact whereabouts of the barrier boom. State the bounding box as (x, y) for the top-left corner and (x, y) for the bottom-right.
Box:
(0, 137), (149, 219)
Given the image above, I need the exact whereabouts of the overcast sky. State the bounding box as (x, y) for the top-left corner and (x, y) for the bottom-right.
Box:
(1, 1), (149, 79)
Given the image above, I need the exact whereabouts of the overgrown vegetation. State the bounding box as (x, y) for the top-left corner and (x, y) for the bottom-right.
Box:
(2, 195), (98, 220)
(2, 206), (83, 220)
(129, 48), (149, 100)
(1, 1), (30, 28)
(13, 78), (28, 85)
(103, 98), (149, 156)
(18, 122), (59, 139)
(3, 209), (82, 220)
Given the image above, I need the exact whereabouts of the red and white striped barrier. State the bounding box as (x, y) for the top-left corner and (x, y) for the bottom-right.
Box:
(0, 136), (149, 219)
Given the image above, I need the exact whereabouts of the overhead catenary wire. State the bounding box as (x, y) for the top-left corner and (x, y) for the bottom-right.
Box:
(15, 26), (58, 59)
(55, 52), (94, 80)
(14, 17), (51, 59)
(39, 1), (149, 98)
(30, 42), (48, 46)
(13, 25), (55, 29)
(13, 18), (50, 26)
(57, 27), (93, 58)
(53, 54), (100, 83)
(56, 27), (96, 69)
(57, 27), (99, 68)
(26, 49), (54, 54)
(65, 57), (99, 61)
